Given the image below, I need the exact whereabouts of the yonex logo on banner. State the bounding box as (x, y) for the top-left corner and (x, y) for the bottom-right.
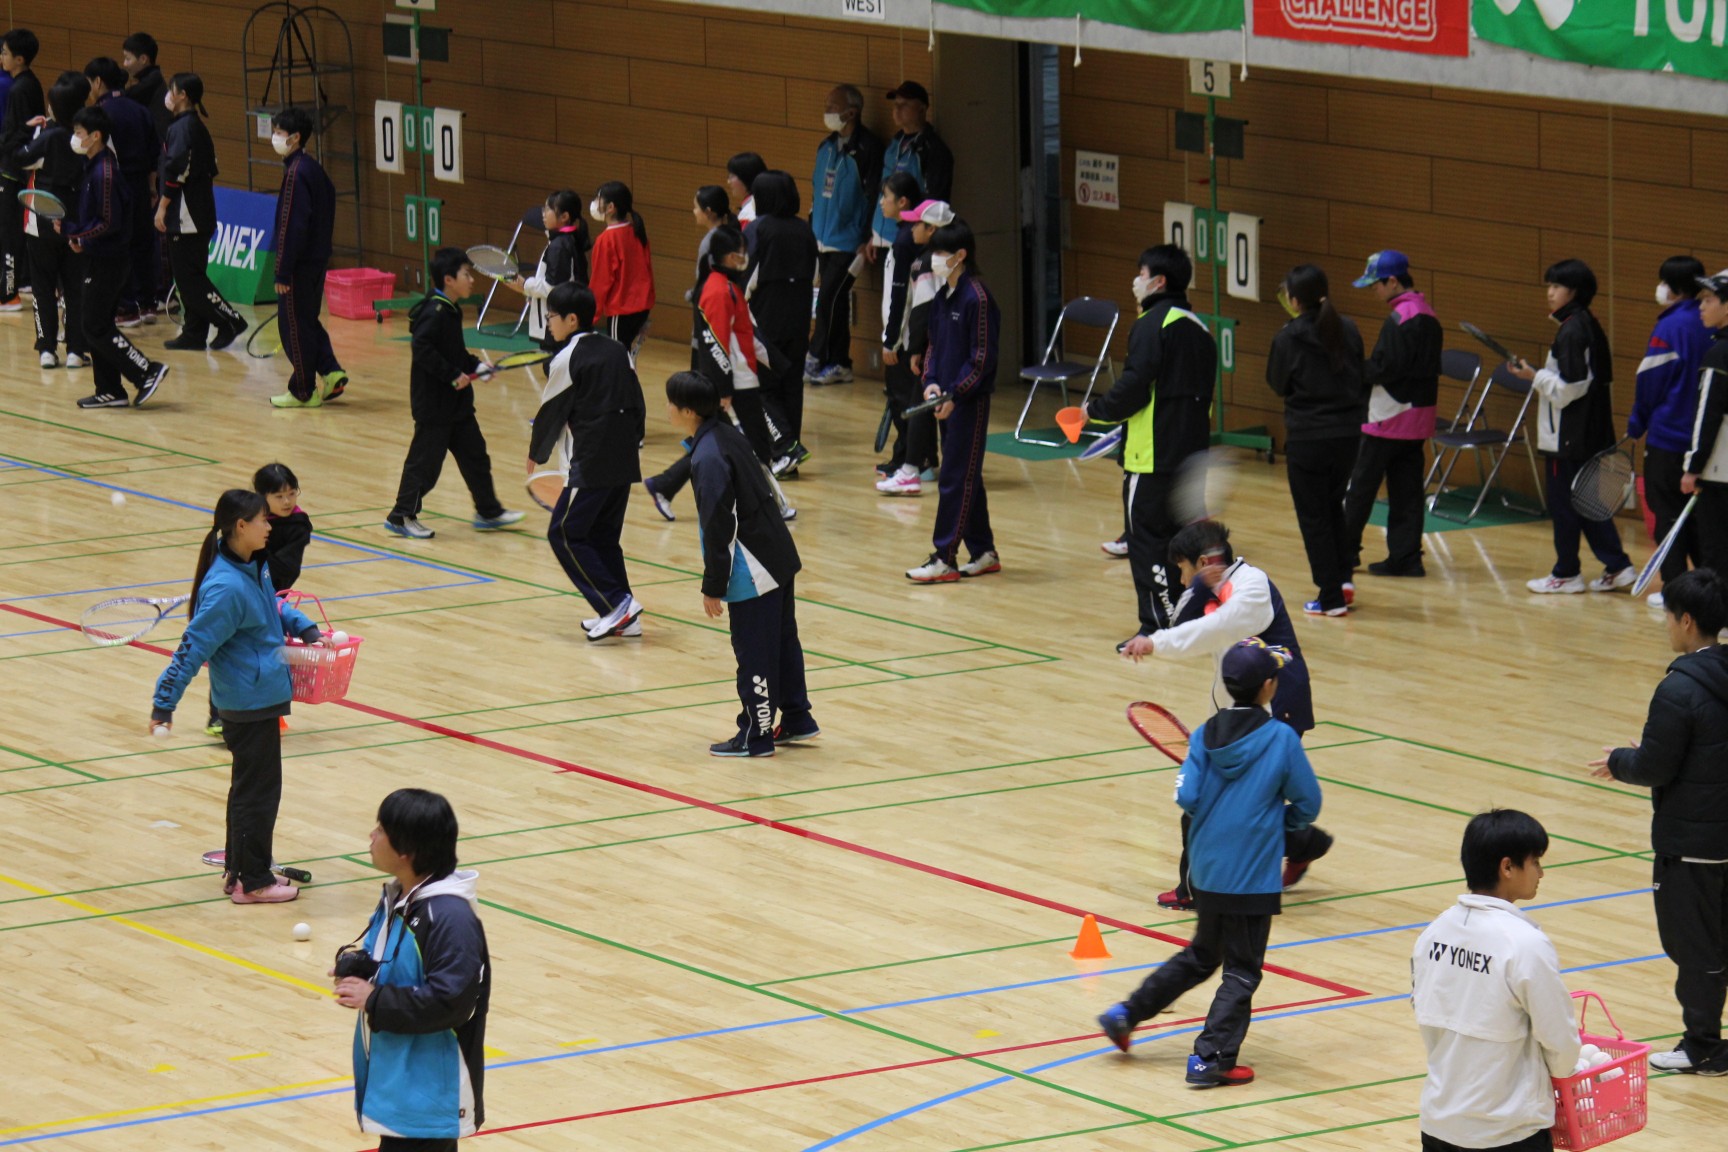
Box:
(207, 223), (269, 270)
(1476, 0), (1728, 80)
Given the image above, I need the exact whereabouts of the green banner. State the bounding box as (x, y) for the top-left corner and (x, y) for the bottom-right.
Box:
(1474, 0), (1728, 81)
(939, 0), (1242, 34)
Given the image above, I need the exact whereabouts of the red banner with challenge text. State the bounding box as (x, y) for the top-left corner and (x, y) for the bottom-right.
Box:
(1253, 0), (1469, 55)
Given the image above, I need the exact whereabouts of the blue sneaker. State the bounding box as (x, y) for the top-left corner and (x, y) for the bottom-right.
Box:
(1098, 1004), (1133, 1053)
(919, 467), (938, 482)
(1185, 1053), (1254, 1087)
(473, 510), (526, 531)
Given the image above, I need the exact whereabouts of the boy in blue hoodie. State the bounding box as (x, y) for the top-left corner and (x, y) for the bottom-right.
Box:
(1098, 639), (1323, 1087)
(336, 788), (489, 1149)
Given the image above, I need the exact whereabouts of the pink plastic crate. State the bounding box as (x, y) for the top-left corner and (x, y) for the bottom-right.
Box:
(325, 268), (397, 320)
(1551, 992), (1649, 1150)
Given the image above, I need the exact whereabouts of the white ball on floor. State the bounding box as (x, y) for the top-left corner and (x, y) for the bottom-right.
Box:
(293, 922), (312, 941)
(110, 490), (126, 507)
(151, 724), (170, 738)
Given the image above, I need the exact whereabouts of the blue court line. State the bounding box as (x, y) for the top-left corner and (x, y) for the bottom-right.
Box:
(799, 950), (1670, 1151)
(0, 558), (388, 606)
(4, 888), (1661, 1145)
(0, 456), (488, 582)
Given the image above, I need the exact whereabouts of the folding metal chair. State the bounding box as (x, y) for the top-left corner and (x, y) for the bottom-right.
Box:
(1014, 296), (1119, 447)
(1426, 363), (1545, 524)
(475, 206), (546, 334)
(1423, 348), (1483, 490)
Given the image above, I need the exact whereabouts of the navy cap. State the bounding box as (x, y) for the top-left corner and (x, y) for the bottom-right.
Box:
(1221, 638), (1291, 700)
(887, 80), (930, 105)
(1353, 250), (1410, 288)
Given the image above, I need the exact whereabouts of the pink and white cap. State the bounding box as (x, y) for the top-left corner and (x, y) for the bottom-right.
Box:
(900, 199), (955, 226)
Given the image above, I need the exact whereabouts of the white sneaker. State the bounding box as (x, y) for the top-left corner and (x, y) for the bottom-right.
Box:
(1587, 566), (1636, 593)
(1648, 591), (1665, 609)
(581, 614), (642, 637)
(1526, 574), (1586, 594)
(780, 505), (798, 521)
(906, 554), (961, 583)
(1649, 1046), (1728, 1075)
(65, 352), (89, 369)
(585, 596), (642, 641)
(959, 550), (1001, 578)
(384, 518), (435, 539)
(876, 467), (922, 496)
(38, 351), (56, 368)
(1100, 537), (1129, 558)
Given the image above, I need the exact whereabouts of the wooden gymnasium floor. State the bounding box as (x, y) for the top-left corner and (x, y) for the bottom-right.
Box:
(0, 305), (1719, 1151)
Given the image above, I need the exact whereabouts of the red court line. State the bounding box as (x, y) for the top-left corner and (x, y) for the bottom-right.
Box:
(355, 992), (1351, 1148)
(5, 602), (1369, 1001)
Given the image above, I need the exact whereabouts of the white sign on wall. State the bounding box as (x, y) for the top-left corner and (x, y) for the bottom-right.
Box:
(374, 100), (405, 175)
(1225, 212), (1260, 301)
(432, 107), (464, 184)
(1075, 150), (1120, 210)
(838, 0), (887, 20)
(1189, 59), (1233, 99)
(1164, 201), (1196, 253)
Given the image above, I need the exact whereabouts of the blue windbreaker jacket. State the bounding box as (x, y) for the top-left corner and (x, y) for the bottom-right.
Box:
(1631, 298), (1712, 453)
(152, 544), (319, 718)
(1177, 708), (1322, 900)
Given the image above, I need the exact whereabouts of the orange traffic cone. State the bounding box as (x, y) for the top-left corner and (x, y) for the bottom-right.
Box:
(1055, 406), (1088, 443)
(1069, 913), (1112, 959)
(279, 716), (289, 732)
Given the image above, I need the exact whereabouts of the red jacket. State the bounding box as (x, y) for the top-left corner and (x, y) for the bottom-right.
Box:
(695, 269), (757, 395)
(590, 220), (655, 317)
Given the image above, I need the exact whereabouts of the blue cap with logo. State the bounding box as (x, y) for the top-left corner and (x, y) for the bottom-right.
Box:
(1221, 637), (1291, 700)
(1353, 249), (1410, 289)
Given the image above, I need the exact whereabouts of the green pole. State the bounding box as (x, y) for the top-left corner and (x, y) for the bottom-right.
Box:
(1207, 93), (1223, 437)
(413, 9), (429, 288)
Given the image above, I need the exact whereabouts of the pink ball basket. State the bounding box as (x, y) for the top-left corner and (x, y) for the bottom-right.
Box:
(1551, 991), (1649, 1150)
(277, 590), (363, 704)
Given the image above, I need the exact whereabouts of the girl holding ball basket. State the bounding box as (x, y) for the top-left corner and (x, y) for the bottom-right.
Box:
(150, 489), (331, 904)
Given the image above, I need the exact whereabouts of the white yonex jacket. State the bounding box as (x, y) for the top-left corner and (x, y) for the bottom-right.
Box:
(1412, 895), (1580, 1148)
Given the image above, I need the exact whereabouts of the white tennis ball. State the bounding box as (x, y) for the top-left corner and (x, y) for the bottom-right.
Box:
(330, 630), (349, 645)
(293, 922), (312, 941)
(152, 724), (170, 738)
(110, 490), (126, 507)
(1579, 1044), (1600, 1061)
(1588, 1050), (1612, 1067)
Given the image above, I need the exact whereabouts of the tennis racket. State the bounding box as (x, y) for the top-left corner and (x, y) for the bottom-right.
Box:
(1631, 492), (1697, 596)
(481, 349), (552, 374)
(1460, 321), (1521, 366)
(17, 187), (65, 221)
(1571, 437), (1636, 521)
(902, 392), (950, 419)
(726, 406), (791, 515)
(466, 244), (516, 282)
(248, 311), (284, 359)
(201, 849), (312, 885)
(81, 594), (190, 646)
(1078, 424), (1125, 461)
(1126, 701), (1191, 765)
(526, 469), (565, 512)
(874, 402), (893, 453)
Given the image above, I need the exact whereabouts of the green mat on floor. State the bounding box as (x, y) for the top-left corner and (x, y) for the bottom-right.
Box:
(389, 329), (541, 353)
(985, 428), (1091, 461)
(1367, 488), (1545, 533)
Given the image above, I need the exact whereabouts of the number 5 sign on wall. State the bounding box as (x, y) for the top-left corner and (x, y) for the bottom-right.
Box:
(1188, 59), (1232, 99)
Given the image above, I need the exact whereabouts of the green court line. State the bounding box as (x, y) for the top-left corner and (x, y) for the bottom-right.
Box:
(0, 506), (395, 553)
(1312, 773), (1631, 858)
(1317, 720), (1647, 801)
(0, 741), (101, 781)
(479, 897), (1229, 1142)
(0, 411), (219, 463)
(944, 1120), (1154, 1152)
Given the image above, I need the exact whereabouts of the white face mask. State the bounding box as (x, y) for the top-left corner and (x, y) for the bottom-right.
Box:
(69, 133), (89, 156)
(1656, 282), (1676, 307)
(589, 199), (605, 222)
(823, 112), (845, 132)
(163, 92), (176, 112)
(270, 133), (293, 157)
(1133, 273), (1156, 301)
(930, 253), (954, 281)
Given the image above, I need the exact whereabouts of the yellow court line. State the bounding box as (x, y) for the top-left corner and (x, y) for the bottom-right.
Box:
(0, 871), (331, 996)
(0, 1073), (353, 1136)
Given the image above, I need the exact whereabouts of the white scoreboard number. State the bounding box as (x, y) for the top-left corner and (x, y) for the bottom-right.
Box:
(432, 107), (464, 184)
(374, 100), (405, 175)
